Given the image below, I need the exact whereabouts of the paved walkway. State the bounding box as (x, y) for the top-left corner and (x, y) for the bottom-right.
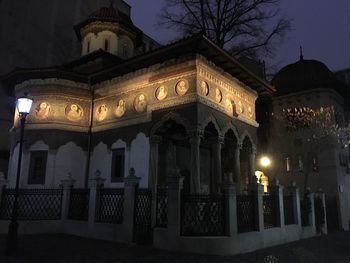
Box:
(0, 231), (349, 263)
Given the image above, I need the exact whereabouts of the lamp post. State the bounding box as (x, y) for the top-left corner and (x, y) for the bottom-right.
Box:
(5, 94), (33, 256)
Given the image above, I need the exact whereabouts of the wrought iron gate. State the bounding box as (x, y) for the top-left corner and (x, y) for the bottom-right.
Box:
(133, 188), (152, 244)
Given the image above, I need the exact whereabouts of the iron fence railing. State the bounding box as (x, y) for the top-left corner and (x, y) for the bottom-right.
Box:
(300, 198), (310, 226)
(236, 194), (257, 233)
(133, 188), (153, 244)
(0, 189), (63, 220)
(68, 188), (89, 221)
(155, 187), (168, 228)
(283, 195), (295, 225)
(181, 194), (225, 236)
(263, 194), (278, 229)
(95, 188), (124, 224)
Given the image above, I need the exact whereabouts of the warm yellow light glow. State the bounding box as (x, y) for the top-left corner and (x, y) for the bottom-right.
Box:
(255, 171), (269, 193)
(260, 156), (271, 167)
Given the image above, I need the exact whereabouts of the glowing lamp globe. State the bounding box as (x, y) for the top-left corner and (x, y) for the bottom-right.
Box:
(17, 96), (33, 115)
(260, 156), (271, 167)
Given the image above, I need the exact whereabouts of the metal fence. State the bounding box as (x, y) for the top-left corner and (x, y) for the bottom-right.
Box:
(133, 188), (153, 244)
(181, 194), (225, 236)
(300, 198), (310, 226)
(283, 195), (295, 225)
(68, 189), (89, 221)
(263, 194), (278, 229)
(95, 188), (124, 224)
(155, 187), (168, 228)
(0, 189), (63, 220)
(236, 194), (257, 233)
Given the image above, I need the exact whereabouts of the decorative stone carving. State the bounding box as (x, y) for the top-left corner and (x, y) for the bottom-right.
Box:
(237, 100), (244, 114)
(215, 88), (222, 102)
(134, 94), (147, 113)
(66, 104), (83, 121)
(200, 81), (209, 96)
(35, 102), (51, 120)
(248, 106), (253, 118)
(155, 85), (168, 100)
(175, 80), (189, 96)
(225, 97), (234, 116)
(96, 104), (108, 122)
(115, 99), (126, 117)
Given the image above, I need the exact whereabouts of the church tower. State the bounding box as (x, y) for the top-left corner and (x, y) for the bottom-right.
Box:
(74, 1), (142, 59)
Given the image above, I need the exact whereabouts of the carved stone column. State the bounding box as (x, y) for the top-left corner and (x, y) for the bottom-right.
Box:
(189, 130), (203, 193)
(234, 144), (242, 193)
(149, 136), (161, 227)
(148, 136), (161, 191)
(212, 136), (224, 193)
(248, 146), (257, 184)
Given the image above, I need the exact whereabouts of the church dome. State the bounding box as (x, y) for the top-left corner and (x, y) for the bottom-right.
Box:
(272, 57), (340, 96)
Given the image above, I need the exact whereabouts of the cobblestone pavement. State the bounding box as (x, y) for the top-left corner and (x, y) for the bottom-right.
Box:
(0, 231), (349, 263)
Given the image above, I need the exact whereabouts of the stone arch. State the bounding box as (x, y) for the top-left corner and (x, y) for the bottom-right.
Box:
(239, 131), (255, 149)
(221, 122), (239, 141)
(199, 115), (221, 134)
(149, 112), (191, 137)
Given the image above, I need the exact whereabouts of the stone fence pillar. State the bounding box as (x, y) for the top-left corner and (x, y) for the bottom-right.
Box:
(248, 181), (264, 232)
(88, 170), (106, 235)
(222, 181), (237, 236)
(166, 169), (183, 235)
(60, 173), (76, 221)
(287, 181), (301, 227)
(123, 168), (141, 242)
(316, 189), (327, 235)
(270, 178), (284, 227)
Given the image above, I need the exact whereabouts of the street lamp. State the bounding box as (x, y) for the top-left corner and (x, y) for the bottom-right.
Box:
(5, 94), (33, 256)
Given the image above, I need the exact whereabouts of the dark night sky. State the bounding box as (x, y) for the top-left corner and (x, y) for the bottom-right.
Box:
(125, 0), (350, 73)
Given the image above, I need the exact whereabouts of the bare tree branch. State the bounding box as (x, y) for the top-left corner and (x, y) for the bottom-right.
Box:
(158, 0), (291, 58)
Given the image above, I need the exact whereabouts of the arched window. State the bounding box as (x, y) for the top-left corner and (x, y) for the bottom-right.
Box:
(123, 44), (129, 57)
(312, 154), (319, 172)
(87, 41), (91, 53)
(104, 39), (109, 51)
(285, 156), (291, 172)
(297, 154), (303, 172)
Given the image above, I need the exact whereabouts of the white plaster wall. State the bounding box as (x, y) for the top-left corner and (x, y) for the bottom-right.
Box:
(89, 140), (129, 188)
(130, 133), (149, 188)
(82, 31), (118, 56)
(54, 142), (87, 188)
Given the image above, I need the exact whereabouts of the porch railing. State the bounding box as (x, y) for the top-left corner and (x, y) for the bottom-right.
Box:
(236, 194), (257, 233)
(95, 188), (124, 224)
(68, 188), (89, 221)
(0, 188), (63, 220)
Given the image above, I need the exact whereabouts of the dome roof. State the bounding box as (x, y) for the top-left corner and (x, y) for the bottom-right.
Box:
(74, 5), (141, 41)
(89, 6), (121, 21)
(272, 58), (341, 96)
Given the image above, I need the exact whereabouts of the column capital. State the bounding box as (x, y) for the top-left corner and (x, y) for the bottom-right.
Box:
(60, 173), (76, 189)
(236, 143), (243, 150)
(217, 135), (225, 145)
(124, 168), (141, 186)
(89, 170), (106, 188)
(189, 129), (204, 140)
(150, 135), (162, 144)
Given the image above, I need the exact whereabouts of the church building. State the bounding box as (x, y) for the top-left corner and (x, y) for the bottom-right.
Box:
(3, 2), (273, 195)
